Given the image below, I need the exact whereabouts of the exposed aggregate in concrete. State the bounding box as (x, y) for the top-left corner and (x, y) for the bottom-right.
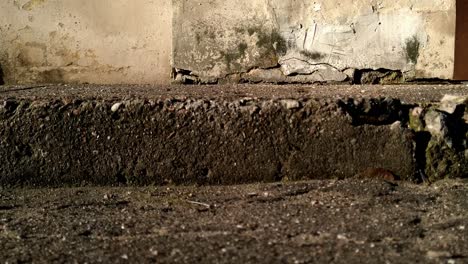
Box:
(0, 84), (466, 186)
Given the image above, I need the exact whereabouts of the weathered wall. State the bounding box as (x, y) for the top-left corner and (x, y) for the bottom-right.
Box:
(0, 0), (458, 85)
(173, 0), (456, 84)
(0, 0), (172, 84)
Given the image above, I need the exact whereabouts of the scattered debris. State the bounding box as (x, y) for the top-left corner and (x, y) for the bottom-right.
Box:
(111, 102), (123, 112)
(186, 200), (211, 208)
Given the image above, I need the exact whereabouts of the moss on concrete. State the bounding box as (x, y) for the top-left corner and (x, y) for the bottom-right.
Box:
(425, 139), (468, 181)
(405, 36), (420, 64)
(256, 29), (288, 56)
(238, 43), (248, 56)
(237, 26), (288, 57)
(221, 26), (288, 71)
(408, 111), (424, 132)
(380, 71), (404, 84)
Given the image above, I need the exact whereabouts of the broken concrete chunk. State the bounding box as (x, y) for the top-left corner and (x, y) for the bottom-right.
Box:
(424, 110), (450, 139)
(390, 121), (402, 130)
(242, 67), (348, 84)
(307, 69), (348, 83)
(438, 94), (467, 114)
(359, 70), (404, 84)
(277, 58), (349, 82)
(343, 69), (356, 79)
(242, 68), (286, 83)
(280, 99), (301, 110)
(174, 73), (184, 83)
(279, 58), (332, 76)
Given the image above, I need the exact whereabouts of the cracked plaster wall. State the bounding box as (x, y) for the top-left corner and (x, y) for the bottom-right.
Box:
(173, 0), (455, 83)
(0, 0), (455, 85)
(0, 0), (172, 84)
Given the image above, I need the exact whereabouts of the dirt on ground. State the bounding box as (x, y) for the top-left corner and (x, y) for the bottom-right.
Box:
(1, 178), (467, 263)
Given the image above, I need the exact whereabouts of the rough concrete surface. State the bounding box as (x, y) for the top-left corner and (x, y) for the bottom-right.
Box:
(0, 84), (467, 186)
(1, 83), (467, 102)
(1, 178), (467, 263)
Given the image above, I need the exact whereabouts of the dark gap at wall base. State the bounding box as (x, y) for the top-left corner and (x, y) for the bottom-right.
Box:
(455, 0), (468, 80)
(0, 65), (4, 85)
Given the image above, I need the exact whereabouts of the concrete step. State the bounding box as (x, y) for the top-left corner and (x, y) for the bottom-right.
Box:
(0, 84), (467, 186)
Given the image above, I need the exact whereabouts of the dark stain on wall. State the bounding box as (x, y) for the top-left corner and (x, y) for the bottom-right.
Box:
(41, 69), (65, 83)
(237, 26), (288, 57)
(256, 29), (288, 56)
(405, 36), (420, 64)
(195, 32), (202, 45)
(300, 50), (324, 60)
(238, 43), (248, 56)
(221, 42), (249, 71)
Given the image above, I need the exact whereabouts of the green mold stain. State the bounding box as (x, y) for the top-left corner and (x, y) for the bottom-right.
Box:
(238, 43), (248, 56)
(234, 26), (288, 56)
(222, 26), (289, 70)
(256, 29), (288, 56)
(405, 36), (420, 64)
(221, 42), (249, 71)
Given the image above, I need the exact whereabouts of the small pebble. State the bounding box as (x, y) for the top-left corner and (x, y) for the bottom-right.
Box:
(111, 102), (123, 112)
(337, 234), (347, 240)
(426, 250), (451, 259)
(281, 99), (300, 109)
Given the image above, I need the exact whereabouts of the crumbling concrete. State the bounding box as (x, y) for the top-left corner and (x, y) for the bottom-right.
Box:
(408, 95), (468, 181)
(0, 84), (466, 186)
(172, 0), (455, 84)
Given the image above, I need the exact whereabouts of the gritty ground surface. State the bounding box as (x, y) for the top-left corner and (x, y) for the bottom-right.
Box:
(1, 84), (468, 103)
(1, 179), (467, 263)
